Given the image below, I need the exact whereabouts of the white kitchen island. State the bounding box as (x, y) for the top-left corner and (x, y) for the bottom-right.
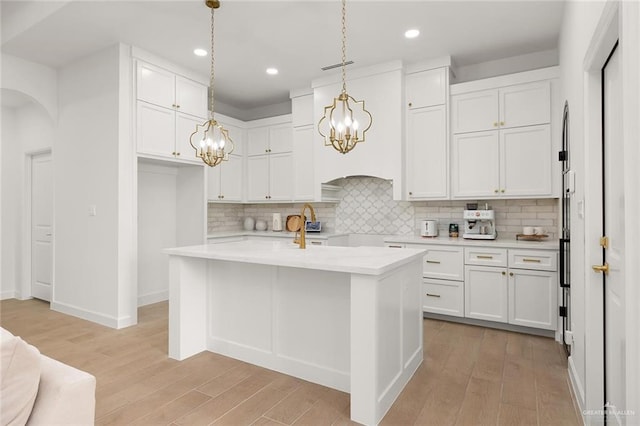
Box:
(164, 240), (425, 425)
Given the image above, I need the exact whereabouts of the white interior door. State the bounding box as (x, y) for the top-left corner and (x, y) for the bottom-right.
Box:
(31, 152), (53, 301)
(601, 43), (626, 424)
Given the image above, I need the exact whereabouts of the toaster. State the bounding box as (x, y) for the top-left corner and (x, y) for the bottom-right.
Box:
(420, 220), (438, 237)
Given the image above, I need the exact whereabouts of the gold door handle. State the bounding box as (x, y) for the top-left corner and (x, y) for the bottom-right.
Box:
(592, 263), (609, 274)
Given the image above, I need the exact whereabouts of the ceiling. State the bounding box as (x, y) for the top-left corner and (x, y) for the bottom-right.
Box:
(1, 0), (565, 113)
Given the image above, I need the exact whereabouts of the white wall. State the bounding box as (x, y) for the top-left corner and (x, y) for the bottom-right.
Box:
(1, 54), (58, 120)
(1, 101), (55, 300)
(454, 49), (559, 83)
(559, 0), (640, 421)
(53, 44), (135, 328)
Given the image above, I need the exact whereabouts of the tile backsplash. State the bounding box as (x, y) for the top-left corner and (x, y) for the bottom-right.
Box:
(207, 176), (559, 240)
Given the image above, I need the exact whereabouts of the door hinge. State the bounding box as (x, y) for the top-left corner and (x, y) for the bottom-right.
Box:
(600, 236), (609, 249)
(558, 150), (567, 161)
(559, 306), (567, 318)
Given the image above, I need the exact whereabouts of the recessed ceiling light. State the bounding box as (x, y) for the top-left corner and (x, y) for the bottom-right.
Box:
(266, 67), (279, 75)
(404, 29), (420, 39)
(193, 48), (207, 57)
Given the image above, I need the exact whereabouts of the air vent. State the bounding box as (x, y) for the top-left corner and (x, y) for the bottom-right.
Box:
(321, 60), (354, 71)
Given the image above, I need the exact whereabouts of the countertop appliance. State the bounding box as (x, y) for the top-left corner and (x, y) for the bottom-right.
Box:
(420, 219), (438, 237)
(463, 210), (497, 240)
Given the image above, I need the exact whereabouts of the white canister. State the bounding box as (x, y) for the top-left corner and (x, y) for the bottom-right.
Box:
(255, 220), (268, 231)
(243, 217), (255, 231)
(272, 213), (283, 232)
(420, 220), (438, 237)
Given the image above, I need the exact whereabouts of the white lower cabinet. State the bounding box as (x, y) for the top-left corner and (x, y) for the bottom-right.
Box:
(387, 241), (558, 333)
(464, 265), (508, 323)
(422, 279), (464, 318)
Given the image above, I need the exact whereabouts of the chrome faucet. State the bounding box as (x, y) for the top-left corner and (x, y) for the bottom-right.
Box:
(294, 203), (317, 249)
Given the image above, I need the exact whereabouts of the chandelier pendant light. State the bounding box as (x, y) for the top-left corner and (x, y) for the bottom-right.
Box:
(190, 0), (234, 167)
(318, 0), (372, 154)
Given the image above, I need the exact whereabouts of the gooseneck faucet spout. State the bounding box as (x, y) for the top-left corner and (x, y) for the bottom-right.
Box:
(294, 203), (317, 249)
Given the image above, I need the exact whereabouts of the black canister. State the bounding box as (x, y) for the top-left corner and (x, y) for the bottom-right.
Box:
(449, 223), (459, 238)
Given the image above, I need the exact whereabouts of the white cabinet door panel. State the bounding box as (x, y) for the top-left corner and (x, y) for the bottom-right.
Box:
(269, 153), (293, 201)
(207, 166), (222, 200)
(499, 81), (550, 128)
(247, 156), (269, 201)
(508, 269), (557, 330)
(451, 89), (498, 133)
(500, 125), (552, 197)
(220, 155), (243, 202)
(175, 114), (204, 162)
(269, 123), (293, 154)
(136, 62), (174, 108)
(406, 68), (446, 109)
(406, 105), (447, 199)
(247, 127), (270, 156)
(175, 76), (208, 118)
(451, 131), (499, 198)
(137, 101), (175, 157)
(293, 126), (315, 201)
(464, 265), (508, 323)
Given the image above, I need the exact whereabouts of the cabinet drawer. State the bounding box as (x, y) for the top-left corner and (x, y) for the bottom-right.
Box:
(422, 279), (463, 318)
(465, 247), (507, 267)
(508, 250), (557, 271)
(406, 244), (463, 280)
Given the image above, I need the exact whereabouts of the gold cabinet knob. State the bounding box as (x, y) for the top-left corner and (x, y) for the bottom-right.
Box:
(500, 121), (505, 126)
(592, 263), (609, 274)
(176, 152), (180, 156)
(409, 191), (413, 196)
(493, 122), (498, 127)
(494, 189), (499, 193)
(501, 189), (505, 193)
(501, 271), (506, 276)
(171, 151), (176, 156)
(509, 272), (514, 276)
(408, 102), (413, 107)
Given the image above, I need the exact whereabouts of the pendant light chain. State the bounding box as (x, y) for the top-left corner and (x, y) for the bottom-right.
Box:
(209, 5), (216, 118)
(341, 0), (347, 94)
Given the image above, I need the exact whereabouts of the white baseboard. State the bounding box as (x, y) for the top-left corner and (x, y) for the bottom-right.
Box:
(0, 291), (17, 300)
(51, 301), (125, 329)
(138, 290), (168, 307)
(568, 355), (586, 422)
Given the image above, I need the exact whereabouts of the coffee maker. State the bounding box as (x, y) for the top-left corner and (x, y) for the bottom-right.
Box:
(463, 210), (497, 240)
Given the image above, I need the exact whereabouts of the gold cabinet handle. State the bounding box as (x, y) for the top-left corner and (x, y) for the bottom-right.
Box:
(592, 263), (609, 274)
(425, 260), (441, 264)
(426, 293), (441, 298)
(388, 245), (403, 248)
(523, 258), (541, 263)
(477, 255), (493, 259)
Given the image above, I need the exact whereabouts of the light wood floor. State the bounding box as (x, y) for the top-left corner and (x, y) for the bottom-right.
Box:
(0, 299), (581, 425)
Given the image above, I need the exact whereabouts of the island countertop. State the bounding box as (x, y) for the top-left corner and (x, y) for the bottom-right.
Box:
(164, 239), (426, 276)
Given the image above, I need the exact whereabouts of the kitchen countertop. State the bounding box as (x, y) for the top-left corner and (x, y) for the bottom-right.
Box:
(165, 239), (425, 276)
(384, 235), (559, 250)
(206, 230), (349, 240)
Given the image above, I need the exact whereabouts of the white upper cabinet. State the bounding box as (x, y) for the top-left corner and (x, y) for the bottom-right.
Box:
(292, 125), (315, 201)
(135, 60), (208, 163)
(451, 90), (498, 134)
(499, 81), (551, 129)
(246, 116), (293, 202)
(452, 81), (550, 134)
(406, 105), (448, 199)
(406, 68), (447, 109)
(451, 131), (500, 198)
(450, 69), (558, 199)
(207, 154), (243, 202)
